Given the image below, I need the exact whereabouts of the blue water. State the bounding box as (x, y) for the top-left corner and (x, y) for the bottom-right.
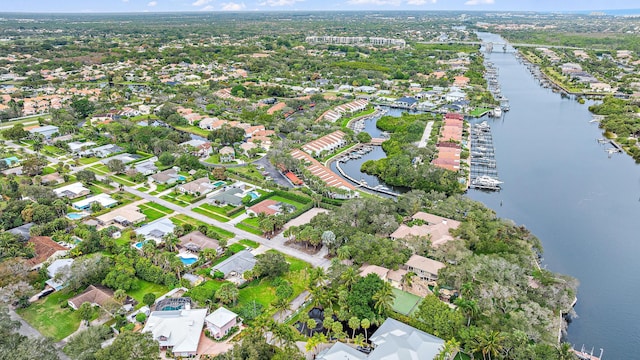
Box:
(249, 191), (260, 200)
(177, 175), (187, 181)
(66, 213), (85, 220)
(134, 241), (145, 249)
(178, 256), (197, 265)
(213, 180), (226, 187)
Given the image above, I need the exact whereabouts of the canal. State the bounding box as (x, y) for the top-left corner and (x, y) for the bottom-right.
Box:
(466, 32), (640, 357)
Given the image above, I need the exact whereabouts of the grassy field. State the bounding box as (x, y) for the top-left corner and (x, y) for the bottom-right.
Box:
(109, 175), (136, 187)
(204, 154), (220, 164)
(236, 222), (263, 236)
(469, 107), (492, 117)
(77, 157), (99, 165)
(138, 202), (173, 221)
(270, 195), (307, 210)
(161, 192), (200, 207)
(17, 291), (88, 341)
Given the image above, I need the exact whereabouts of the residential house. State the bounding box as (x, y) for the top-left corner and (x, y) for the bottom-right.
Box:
(209, 187), (244, 207)
(142, 308), (208, 358)
(81, 144), (123, 158)
(205, 307), (240, 339)
(453, 75), (470, 87)
(27, 125), (59, 139)
(368, 318), (444, 360)
(359, 264), (390, 282)
(179, 231), (222, 254)
(405, 255), (445, 282)
(96, 204), (146, 227)
(395, 97), (418, 109)
(7, 223), (34, 240)
(246, 199), (282, 217)
(318, 318), (444, 360)
(290, 149), (357, 198)
(40, 172), (64, 185)
(219, 146), (235, 163)
(210, 250), (256, 282)
(390, 211), (460, 248)
(302, 130), (347, 157)
(239, 142), (257, 156)
(26, 236), (69, 269)
(53, 182), (90, 199)
(72, 193), (118, 211)
(68, 285), (117, 310)
(133, 159), (158, 176)
(45, 258), (74, 291)
(199, 117), (218, 130)
(150, 168), (181, 185)
(135, 218), (176, 243)
(177, 177), (215, 196)
(445, 89), (466, 102)
(181, 139), (213, 158)
(67, 141), (96, 153)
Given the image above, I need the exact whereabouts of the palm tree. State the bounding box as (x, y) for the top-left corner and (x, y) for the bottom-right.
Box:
(361, 318), (371, 342)
(305, 332), (327, 357)
(401, 271), (416, 291)
(272, 297), (290, 321)
(455, 298), (479, 327)
(557, 342), (578, 360)
(373, 282), (395, 316)
(163, 233), (180, 252)
(435, 338), (461, 360)
(348, 316), (360, 340)
(353, 334), (366, 348)
(113, 289), (128, 305)
(216, 283), (239, 306)
(472, 331), (505, 360)
(336, 246), (351, 261)
(340, 266), (358, 290)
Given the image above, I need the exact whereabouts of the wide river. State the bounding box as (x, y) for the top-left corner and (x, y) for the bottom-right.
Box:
(337, 32), (639, 357)
(468, 32), (639, 358)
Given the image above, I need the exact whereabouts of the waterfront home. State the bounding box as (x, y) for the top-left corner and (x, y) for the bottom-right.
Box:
(445, 89), (466, 102)
(210, 250), (256, 283)
(219, 146), (235, 163)
(205, 307), (240, 339)
(301, 130), (347, 157)
(26, 236), (68, 270)
(390, 211), (460, 248)
(150, 168), (181, 185)
(96, 204), (146, 227)
(142, 308), (207, 358)
(72, 193), (118, 211)
(177, 177), (215, 196)
(290, 149), (357, 198)
(135, 218), (176, 243)
(395, 96), (418, 109)
(246, 199), (282, 217)
(53, 182), (90, 199)
(405, 255), (445, 283)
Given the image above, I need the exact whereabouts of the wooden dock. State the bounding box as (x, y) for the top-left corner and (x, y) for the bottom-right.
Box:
(333, 154), (399, 197)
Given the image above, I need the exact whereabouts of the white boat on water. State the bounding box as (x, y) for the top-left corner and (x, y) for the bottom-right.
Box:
(472, 175), (503, 188)
(490, 107), (502, 117)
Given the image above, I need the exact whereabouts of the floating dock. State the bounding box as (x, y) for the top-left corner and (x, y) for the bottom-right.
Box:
(469, 122), (502, 191)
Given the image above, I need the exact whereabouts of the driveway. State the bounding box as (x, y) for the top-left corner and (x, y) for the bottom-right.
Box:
(253, 156), (292, 188)
(196, 332), (233, 357)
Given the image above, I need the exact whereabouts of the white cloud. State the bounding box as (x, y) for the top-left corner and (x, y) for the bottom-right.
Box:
(147, 1), (158, 6)
(259, 0), (303, 6)
(347, 0), (401, 5)
(192, 0), (212, 6)
(122, 0), (130, 3)
(464, 0), (494, 5)
(221, 2), (246, 10)
(406, 0), (436, 4)
(201, 5), (215, 10)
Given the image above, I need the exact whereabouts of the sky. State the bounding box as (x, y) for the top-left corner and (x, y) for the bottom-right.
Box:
(0, 0), (637, 13)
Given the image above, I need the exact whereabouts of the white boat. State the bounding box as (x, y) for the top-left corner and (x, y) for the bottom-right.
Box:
(472, 175), (503, 188)
(491, 107), (502, 117)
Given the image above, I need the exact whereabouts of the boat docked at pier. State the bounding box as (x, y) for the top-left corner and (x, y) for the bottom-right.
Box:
(471, 175), (503, 190)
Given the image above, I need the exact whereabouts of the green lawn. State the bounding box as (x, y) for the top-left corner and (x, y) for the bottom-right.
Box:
(89, 183), (115, 193)
(238, 239), (259, 249)
(139, 207), (166, 221)
(469, 107), (492, 117)
(204, 154), (220, 164)
(17, 291), (86, 341)
(144, 202), (174, 214)
(270, 196), (307, 210)
(193, 207), (230, 222)
(391, 288), (423, 316)
(170, 215), (235, 240)
(109, 175), (136, 187)
(89, 164), (110, 175)
(236, 222), (263, 236)
(174, 124), (210, 138)
(77, 157), (99, 165)
(237, 278), (277, 308)
(126, 279), (171, 306)
(184, 280), (228, 304)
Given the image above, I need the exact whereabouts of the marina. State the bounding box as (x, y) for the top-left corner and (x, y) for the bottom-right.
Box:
(469, 121), (502, 190)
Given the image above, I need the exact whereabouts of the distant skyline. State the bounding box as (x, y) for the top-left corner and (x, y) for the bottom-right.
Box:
(1, 0), (638, 13)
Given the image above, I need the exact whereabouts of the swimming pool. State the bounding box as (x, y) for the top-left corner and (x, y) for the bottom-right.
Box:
(248, 191), (260, 200)
(67, 213), (86, 220)
(134, 241), (147, 249)
(177, 254), (198, 266)
(213, 180), (226, 187)
(177, 175), (187, 181)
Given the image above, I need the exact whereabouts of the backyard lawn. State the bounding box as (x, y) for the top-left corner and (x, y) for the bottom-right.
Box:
(17, 291), (95, 341)
(126, 279), (171, 306)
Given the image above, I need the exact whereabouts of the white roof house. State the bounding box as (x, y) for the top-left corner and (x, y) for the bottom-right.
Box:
(317, 342), (367, 360)
(45, 258), (74, 291)
(135, 218), (176, 243)
(368, 318), (444, 360)
(53, 182), (90, 199)
(142, 308), (208, 357)
(28, 125), (59, 139)
(72, 193), (118, 210)
(205, 307), (237, 329)
(67, 141), (96, 153)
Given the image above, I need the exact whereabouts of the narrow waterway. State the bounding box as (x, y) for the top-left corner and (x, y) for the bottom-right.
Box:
(467, 32), (640, 358)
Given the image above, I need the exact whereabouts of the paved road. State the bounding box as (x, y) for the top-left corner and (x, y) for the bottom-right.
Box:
(417, 121), (434, 148)
(8, 307), (71, 360)
(124, 186), (331, 269)
(273, 290), (310, 323)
